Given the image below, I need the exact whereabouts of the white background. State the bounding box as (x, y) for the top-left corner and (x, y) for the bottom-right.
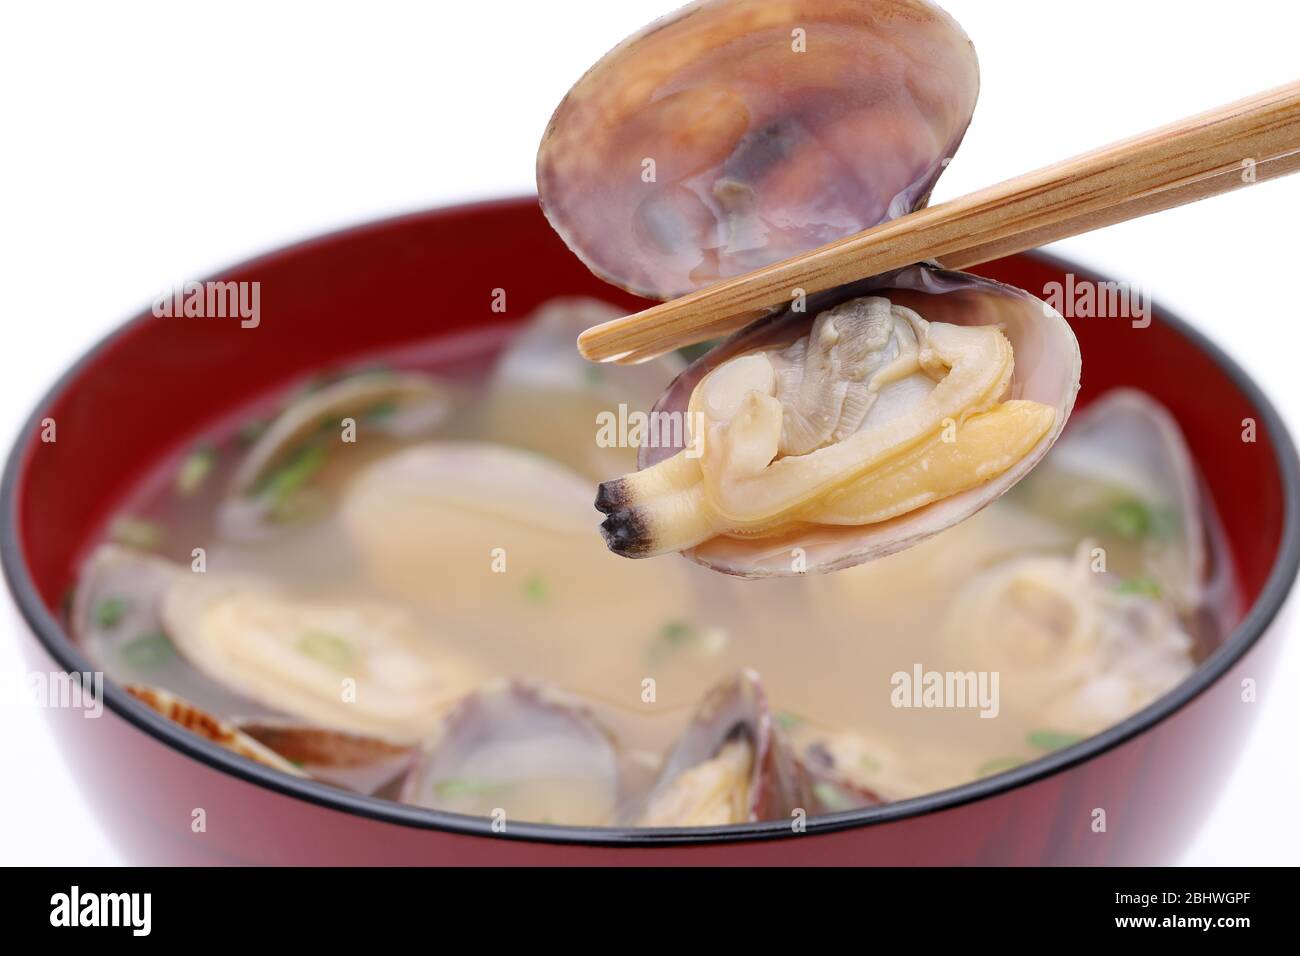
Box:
(1, 0), (1296, 865)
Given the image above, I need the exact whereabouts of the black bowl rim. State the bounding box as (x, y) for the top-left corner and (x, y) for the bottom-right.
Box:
(4, 197), (1298, 849)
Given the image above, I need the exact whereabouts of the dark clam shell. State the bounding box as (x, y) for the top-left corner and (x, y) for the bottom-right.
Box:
(537, 0), (979, 299)
(796, 737), (884, 814)
(400, 680), (624, 826)
(633, 669), (812, 825)
(126, 685), (306, 777)
(237, 720), (414, 796)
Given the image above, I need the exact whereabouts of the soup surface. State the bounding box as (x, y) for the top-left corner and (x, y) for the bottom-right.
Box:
(70, 298), (1236, 827)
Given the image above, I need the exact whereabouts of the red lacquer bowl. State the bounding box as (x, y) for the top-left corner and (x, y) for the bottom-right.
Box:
(3, 198), (1297, 865)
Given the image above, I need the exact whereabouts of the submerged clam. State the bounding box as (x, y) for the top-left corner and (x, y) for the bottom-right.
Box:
(339, 441), (692, 651)
(537, 0), (980, 299)
(71, 545), (183, 682)
(72, 545), (265, 717)
(1012, 388), (1214, 615)
(599, 266), (1080, 577)
(237, 720), (414, 795)
(161, 574), (478, 744)
(218, 371), (452, 540)
(402, 680), (624, 826)
(941, 541), (1196, 735)
(634, 670), (810, 825)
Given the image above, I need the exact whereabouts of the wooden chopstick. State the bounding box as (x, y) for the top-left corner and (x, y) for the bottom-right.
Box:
(578, 80), (1300, 363)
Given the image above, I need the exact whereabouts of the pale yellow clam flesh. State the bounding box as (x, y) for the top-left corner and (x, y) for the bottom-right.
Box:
(637, 738), (755, 826)
(598, 269), (1079, 576)
(161, 576), (478, 745)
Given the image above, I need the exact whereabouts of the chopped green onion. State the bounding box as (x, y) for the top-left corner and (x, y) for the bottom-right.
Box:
(647, 619), (699, 663)
(775, 711), (804, 732)
(812, 781), (856, 811)
(297, 631), (353, 670)
(109, 517), (164, 550)
(976, 756), (1025, 778)
(120, 632), (175, 670)
(1099, 500), (1151, 539)
(175, 445), (217, 496)
(522, 575), (549, 603)
(660, 620), (694, 644)
(1113, 576), (1163, 598)
(94, 597), (130, 629)
(1027, 730), (1084, 751)
(256, 443), (327, 514)
(858, 753), (882, 774)
(363, 400), (399, 421)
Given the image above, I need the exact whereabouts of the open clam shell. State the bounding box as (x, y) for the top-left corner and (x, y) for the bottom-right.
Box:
(401, 680), (624, 826)
(71, 545), (265, 717)
(126, 685), (307, 777)
(340, 441), (692, 657)
(538, 0), (980, 299)
(789, 728), (887, 813)
(160, 574), (478, 745)
(218, 371), (452, 540)
(939, 542), (1196, 735)
(71, 545), (183, 681)
(1012, 388), (1211, 614)
(611, 265), (1080, 577)
(236, 720), (414, 795)
(633, 669), (811, 826)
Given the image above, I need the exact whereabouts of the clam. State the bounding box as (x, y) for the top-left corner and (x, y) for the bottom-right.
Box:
(633, 670), (811, 826)
(71, 545), (263, 717)
(598, 266), (1080, 577)
(236, 720), (414, 795)
(787, 728), (888, 812)
(339, 441), (691, 645)
(71, 544), (182, 680)
(1012, 388), (1212, 614)
(218, 371), (452, 540)
(537, 0), (980, 299)
(126, 685), (307, 776)
(783, 719), (977, 810)
(940, 542), (1196, 735)
(483, 297), (684, 479)
(401, 680), (624, 826)
(160, 574), (478, 744)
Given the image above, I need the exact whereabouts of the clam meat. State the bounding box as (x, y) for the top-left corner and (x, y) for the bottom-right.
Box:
(599, 267), (1080, 576)
(634, 670), (810, 825)
(161, 574), (479, 744)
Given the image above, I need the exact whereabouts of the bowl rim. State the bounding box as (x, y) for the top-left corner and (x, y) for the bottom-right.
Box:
(4, 197), (1299, 848)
